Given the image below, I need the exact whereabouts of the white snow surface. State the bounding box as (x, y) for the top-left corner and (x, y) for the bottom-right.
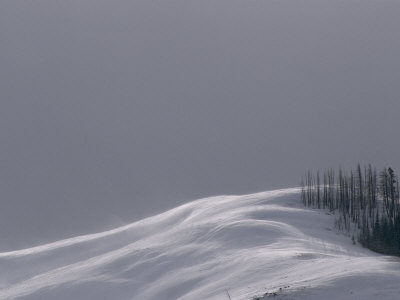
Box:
(1, 188), (400, 300)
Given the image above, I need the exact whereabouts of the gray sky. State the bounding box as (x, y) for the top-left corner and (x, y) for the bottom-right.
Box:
(1, 0), (400, 250)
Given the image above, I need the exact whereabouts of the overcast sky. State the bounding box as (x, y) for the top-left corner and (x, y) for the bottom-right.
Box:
(1, 0), (400, 250)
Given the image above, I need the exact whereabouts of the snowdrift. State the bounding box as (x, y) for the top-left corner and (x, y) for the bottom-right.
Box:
(1, 188), (400, 300)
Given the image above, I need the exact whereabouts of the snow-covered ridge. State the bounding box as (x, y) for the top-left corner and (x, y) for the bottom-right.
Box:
(1, 188), (399, 300)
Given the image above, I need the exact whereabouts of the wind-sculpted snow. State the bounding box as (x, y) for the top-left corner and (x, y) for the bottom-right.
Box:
(1, 188), (400, 299)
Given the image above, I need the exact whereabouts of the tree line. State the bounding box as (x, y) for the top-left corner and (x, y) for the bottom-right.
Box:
(301, 164), (400, 255)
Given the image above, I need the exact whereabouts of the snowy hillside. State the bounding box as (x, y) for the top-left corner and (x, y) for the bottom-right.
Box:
(1, 188), (400, 300)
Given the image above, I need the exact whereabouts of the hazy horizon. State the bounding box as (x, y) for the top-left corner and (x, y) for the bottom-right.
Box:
(1, 0), (400, 250)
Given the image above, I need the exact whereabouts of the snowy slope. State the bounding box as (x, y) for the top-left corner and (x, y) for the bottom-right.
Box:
(1, 188), (400, 300)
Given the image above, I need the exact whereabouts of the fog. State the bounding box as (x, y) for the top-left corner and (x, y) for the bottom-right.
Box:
(1, 0), (400, 250)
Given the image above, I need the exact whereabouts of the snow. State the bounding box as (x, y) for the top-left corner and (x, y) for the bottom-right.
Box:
(1, 188), (400, 299)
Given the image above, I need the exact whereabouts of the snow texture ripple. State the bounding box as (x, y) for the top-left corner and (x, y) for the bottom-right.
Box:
(1, 188), (400, 299)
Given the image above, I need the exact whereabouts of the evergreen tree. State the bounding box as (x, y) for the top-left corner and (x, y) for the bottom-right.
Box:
(301, 165), (400, 256)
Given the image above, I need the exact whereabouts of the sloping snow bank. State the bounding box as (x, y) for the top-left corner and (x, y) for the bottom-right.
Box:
(1, 188), (399, 300)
